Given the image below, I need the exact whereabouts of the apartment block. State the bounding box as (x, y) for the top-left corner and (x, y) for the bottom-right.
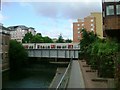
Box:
(8, 25), (36, 42)
(0, 23), (10, 71)
(73, 12), (103, 43)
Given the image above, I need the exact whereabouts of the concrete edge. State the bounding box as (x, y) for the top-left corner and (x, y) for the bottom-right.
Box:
(49, 68), (58, 88)
(78, 60), (85, 88)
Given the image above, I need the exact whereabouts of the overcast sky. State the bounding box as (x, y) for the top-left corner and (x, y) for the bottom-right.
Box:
(1, 0), (102, 39)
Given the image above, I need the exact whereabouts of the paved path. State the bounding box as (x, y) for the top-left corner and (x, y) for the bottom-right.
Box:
(67, 60), (85, 88)
(49, 67), (66, 88)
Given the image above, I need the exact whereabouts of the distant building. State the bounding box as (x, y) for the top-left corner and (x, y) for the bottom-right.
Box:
(73, 12), (103, 43)
(91, 12), (103, 39)
(102, 0), (120, 40)
(8, 25), (36, 42)
(0, 24), (10, 71)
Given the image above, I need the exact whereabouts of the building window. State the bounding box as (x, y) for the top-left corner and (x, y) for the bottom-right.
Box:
(82, 24), (84, 26)
(78, 31), (80, 34)
(77, 24), (80, 26)
(116, 5), (120, 15)
(106, 5), (114, 15)
(91, 24), (94, 27)
(91, 28), (94, 31)
(91, 19), (94, 22)
(77, 28), (80, 30)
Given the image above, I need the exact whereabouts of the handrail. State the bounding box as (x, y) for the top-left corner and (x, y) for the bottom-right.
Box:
(56, 56), (73, 89)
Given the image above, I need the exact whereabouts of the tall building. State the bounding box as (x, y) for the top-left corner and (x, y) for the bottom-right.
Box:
(0, 24), (10, 71)
(102, 0), (120, 40)
(91, 12), (103, 38)
(73, 12), (103, 43)
(8, 25), (36, 42)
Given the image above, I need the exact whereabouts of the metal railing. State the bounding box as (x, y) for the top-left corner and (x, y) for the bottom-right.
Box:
(56, 57), (73, 89)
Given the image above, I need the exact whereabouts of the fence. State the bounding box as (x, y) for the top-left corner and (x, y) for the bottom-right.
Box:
(56, 57), (73, 89)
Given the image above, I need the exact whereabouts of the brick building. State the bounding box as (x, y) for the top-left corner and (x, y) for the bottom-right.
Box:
(102, 0), (120, 40)
(73, 12), (103, 43)
(0, 24), (10, 71)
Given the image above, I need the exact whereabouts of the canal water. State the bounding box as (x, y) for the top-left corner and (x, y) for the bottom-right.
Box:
(2, 62), (57, 89)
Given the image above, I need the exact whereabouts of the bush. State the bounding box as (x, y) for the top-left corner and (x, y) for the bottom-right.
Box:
(9, 40), (28, 71)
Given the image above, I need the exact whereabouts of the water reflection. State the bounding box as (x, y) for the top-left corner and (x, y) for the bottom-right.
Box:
(2, 63), (57, 88)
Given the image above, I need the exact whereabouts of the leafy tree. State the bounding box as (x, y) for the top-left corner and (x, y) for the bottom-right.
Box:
(80, 29), (97, 60)
(43, 36), (53, 43)
(56, 34), (64, 43)
(9, 40), (28, 71)
(22, 32), (33, 43)
(31, 33), (44, 43)
(65, 39), (72, 43)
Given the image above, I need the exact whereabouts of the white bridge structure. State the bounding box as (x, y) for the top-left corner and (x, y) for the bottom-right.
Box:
(23, 43), (80, 59)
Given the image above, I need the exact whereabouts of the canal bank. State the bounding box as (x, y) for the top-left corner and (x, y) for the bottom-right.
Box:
(49, 67), (66, 88)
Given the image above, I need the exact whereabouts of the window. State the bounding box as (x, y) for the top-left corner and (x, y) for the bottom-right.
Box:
(91, 28), (94, 31)
(78, 31), (80, 34)
(57, 46), (61, 49)
(77, 28), (80, 30)
(62, 46), (66, 49)
(82, 24), (84, 26)
(77, 24), (80, 26)
(37, 45), (40, 49)
(91, 24), (94, 27)
(48, 46), (50, 49)
(106, 5), (114, 15)
(91, 19), (94, 22)
(116, 5), (120, 15)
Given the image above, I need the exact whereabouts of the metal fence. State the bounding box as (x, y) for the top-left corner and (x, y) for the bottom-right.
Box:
(56, 57), (73, 89)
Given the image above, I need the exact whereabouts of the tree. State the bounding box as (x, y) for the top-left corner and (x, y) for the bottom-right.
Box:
(9, 40), (28, 71)
(56, 34), (64, 43)
(31, 33), (44, 43)
(79, 29), (97, 60)
(65, 39), (72, 43)
(43, 36), (53, 43)
(22, 32), (33, 43)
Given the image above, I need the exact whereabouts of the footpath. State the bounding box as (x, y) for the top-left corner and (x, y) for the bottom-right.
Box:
(67, 60), (85, 88)
(79, 60), (114, 88)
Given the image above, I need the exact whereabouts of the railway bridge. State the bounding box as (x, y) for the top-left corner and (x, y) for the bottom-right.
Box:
(23, 43), (80, 59)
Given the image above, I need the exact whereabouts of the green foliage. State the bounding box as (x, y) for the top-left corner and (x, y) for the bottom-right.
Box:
(31, 33), (44, 43)
(22, 33), (53, 43)
(56, 34), (64, 43)
(43, 36), (53, 43)
(80, 29), (97, 60)
(22, 32), (33, 43)
(65, 39), (72, 43)
(9, 40), (28, 71)
(79, 28), (120, 79)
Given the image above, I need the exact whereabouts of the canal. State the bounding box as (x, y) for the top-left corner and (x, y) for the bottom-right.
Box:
(2, 61), (58, 89)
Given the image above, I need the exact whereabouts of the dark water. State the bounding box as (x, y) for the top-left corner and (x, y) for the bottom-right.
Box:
(2, 63), (57, 89)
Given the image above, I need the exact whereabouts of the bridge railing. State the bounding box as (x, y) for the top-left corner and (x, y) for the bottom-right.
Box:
(56, 57), (73, 89)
